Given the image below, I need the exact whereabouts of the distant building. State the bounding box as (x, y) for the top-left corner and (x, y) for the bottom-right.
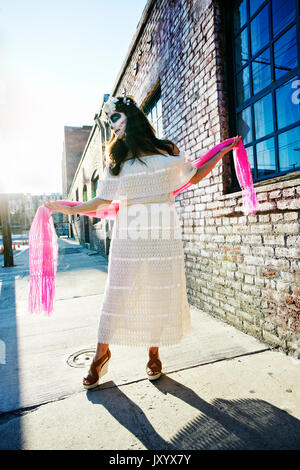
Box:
(61, 125), (93, 198)
(0, 192), (63, 233)
(32, 193), (64, 227)
(3, 193), (33, 233)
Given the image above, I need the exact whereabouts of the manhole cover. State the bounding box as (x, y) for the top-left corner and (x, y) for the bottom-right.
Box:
(67, 349), (96, 368)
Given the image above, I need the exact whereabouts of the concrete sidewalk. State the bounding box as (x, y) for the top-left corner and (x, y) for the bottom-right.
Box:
(0, 237), (299, 450)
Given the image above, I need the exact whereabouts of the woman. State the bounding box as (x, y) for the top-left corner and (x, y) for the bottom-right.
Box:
(45, 96), (241, 389)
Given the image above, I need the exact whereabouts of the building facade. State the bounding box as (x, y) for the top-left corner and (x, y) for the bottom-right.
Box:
(62, 125), (93, 198)
(67, 114), (113, 254)
(68, 0), (300, 355)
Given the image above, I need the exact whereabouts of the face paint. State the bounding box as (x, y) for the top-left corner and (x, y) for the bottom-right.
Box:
(108, 112), (127, 139)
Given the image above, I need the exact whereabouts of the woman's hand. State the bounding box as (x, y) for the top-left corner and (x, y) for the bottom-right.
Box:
(44, 199), (74, 215)
(222, 135), (242, 154)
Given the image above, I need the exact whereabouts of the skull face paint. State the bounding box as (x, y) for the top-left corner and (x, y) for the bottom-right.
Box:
(108, 112), (127, 139)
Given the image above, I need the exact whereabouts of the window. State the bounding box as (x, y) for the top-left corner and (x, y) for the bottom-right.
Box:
(230, 0), (300, 183)
(143, 87), (164, 138)
(83, 185), (88, 202)
(75, 189), (80, 220)
(91, 171), (99, 224)
(91, 171), (99, 198)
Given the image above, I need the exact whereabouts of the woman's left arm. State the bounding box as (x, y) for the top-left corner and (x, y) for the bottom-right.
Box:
(44, 197), (112, 214)
(189, 135), (242, 185)
(72, 197), (112, 214)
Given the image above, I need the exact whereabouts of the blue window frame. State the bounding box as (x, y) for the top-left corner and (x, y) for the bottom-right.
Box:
(229, 0), (300, 184)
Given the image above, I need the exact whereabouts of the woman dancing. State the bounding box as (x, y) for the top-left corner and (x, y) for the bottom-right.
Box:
(44, 96), (241, 389)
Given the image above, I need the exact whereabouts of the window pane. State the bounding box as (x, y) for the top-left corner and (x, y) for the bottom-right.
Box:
(156, 97), (162, 118)
(276, 77), (300, 129)
(256, 137), (276, 176)
(237, 66), (251, 105)
(238, 105), (253, 144)
(92, 179), (98, 198)
(272, 0), (296, 37)
(252, 48), (271, 95)
(83, 187), (87, 202)
(157, 117), (164, 139)
(145, 93), (163, 138)
(250, 5), (269, 57)
(278, 126), (300, 171)
(274, 26), (298, 80)
(148, 110), (153, 125)
(250, 0), (265, 16)
(233, 0), (247, 33)
(245, 145), (255, 171)
(254, 93), (274, 139)
(235, 27), (249, 70)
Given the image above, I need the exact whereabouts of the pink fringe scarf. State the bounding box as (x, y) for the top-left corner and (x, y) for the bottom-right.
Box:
(28, 138), (259, 315)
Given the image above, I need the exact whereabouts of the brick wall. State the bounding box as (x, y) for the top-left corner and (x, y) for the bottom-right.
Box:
(107, 0), (300, 355)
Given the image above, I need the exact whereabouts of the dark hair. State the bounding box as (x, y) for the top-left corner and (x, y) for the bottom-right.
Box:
(104, 96), (180, 176)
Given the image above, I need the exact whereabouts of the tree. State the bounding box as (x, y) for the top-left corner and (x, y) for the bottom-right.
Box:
(0, 195), (14, 267)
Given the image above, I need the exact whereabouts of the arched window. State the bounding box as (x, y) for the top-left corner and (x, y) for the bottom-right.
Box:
(227, 0), (300, 184)
(75, 189), (80, 220)
(83, 185), (88, 202)
(91, 170), (99, 198)
(143, 86), (164, 138)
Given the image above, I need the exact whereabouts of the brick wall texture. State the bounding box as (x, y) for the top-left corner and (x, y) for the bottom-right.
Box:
(69, 0), (300, 355)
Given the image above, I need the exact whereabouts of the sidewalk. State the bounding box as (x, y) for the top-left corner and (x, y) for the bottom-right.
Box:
(0, 237), (299, 450)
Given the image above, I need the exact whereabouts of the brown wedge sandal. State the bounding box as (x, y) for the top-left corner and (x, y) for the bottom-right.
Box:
(83, 348), (111, 390)
(146, 349), (162, 381)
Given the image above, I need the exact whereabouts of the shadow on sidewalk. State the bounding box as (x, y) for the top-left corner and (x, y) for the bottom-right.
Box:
(0, 271), (22, 448)
(154, 376), (300, 450)
(86, 380), (175, 450)
(86, 375), (300, 450)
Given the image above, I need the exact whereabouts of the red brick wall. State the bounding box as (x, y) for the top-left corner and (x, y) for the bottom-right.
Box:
(108, 0), (300, 355)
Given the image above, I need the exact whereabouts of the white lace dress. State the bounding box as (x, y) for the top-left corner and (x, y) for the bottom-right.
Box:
(96, 151), (197, 347)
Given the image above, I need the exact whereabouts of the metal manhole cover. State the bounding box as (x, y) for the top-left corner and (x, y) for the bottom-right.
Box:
(67, 349), (96, 368)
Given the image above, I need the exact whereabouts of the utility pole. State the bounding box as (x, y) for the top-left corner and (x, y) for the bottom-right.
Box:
(0, 195), (14, 267)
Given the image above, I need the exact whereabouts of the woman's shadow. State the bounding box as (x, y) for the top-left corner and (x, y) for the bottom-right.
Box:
(86, 374), (300, 450)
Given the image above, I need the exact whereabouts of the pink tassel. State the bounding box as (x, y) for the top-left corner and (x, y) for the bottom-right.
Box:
(28, 206), (58, 315)
(232, 141), (259, 215)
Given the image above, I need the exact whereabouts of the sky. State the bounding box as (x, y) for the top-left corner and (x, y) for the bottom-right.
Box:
(0, 0), (148, 195)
